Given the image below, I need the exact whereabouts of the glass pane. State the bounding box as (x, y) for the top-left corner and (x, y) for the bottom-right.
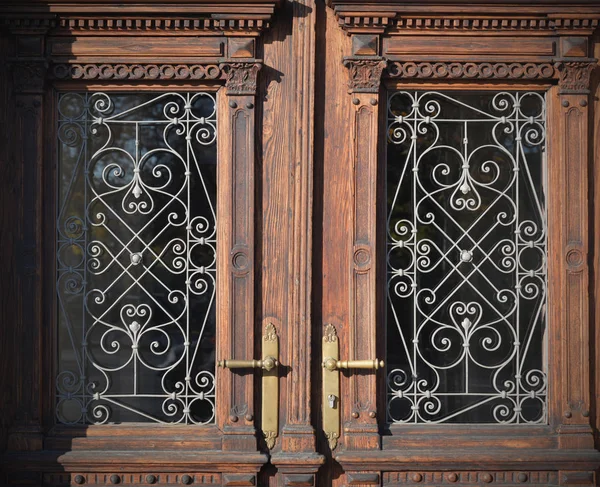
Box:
(386, 91), (547, 424)
(56, 92), (217, 424)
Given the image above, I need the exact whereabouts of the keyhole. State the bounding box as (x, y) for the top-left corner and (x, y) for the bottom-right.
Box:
(328, 394), (337, 409)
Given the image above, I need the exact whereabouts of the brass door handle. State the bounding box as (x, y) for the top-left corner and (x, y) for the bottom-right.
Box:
(322, 358), (384, 371)
(322, 324), (384, 451)
(218, 356), (278, 372)
(218, 323), (280, 449)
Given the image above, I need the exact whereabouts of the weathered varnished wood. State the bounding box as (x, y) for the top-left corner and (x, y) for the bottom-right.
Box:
(1, 1), (600, 486)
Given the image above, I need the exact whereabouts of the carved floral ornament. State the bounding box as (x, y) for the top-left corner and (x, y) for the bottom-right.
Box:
(555, 61), (598, 94)
(343, 58), (387, 93)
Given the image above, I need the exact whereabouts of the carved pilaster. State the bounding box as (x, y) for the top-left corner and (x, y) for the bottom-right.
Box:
(221, 62), (262, 96)
(217, 85), (258, 451)
(342, 57), (387, 93)
(343, 91), (382, 450)
(550, 59), (597, 450)
(555, 61), (597, 94)
(5, 29), (48, 452)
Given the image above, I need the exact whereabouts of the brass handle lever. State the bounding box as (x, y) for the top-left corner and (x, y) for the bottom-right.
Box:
(218, 356), (278, 372)
(218, 323), (280, 449)
(322, 324), (384, 451)
(322, 358), (384, 371)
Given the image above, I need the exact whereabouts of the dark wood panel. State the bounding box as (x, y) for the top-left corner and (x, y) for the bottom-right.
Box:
(385, 36), (555, 57)
(49, 36), (224, 60)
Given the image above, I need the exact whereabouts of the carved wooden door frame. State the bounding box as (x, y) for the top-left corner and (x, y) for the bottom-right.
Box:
(1, 1), (600, 487)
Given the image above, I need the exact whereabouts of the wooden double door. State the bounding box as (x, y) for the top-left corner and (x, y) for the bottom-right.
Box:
(1, 1), (600, 486)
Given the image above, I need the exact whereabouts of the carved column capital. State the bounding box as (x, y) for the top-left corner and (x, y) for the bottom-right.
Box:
(10, 61), (48, 95)
(342, 57), (387, 94)
(555, 60), (597, 94)
(220, 61), (262, 96)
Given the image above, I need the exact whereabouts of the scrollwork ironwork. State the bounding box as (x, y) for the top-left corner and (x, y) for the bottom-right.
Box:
(386, 91), (547, 424)
(56, 92), (218, 424)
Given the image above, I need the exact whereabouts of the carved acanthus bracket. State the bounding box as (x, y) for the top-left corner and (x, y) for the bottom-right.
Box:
(343, 57), (387, 94)
(221, 62), (262, 96)
(555, 60), (598, 94)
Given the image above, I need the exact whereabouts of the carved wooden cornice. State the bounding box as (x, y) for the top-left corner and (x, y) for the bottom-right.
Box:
(391, 17), (599, 33)
(336, 14), (395, 35)
(386, 61), (557, 80)
(0, 1), (282, 35)
(555, 60), (598, 94)
(327, 1), (600, 35)
(343, 57), (387, 93)
(335, 14), (600, 35)
(52, 17), (274, 34)
(2, 17), (275, 35)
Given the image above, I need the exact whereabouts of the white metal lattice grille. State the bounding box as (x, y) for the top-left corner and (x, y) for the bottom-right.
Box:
(56, 92), (217, 424)
(386, 91), (547, 424)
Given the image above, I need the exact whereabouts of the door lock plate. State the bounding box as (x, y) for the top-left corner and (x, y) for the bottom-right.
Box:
(261, 322), (279, 449)
(322, 324), (340, 450)
(322, 323), (384, 450)
(218, 323), (279, 449)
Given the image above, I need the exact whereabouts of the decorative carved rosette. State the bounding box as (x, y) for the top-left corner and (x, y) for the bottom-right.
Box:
(221, 62), (262, 96)
(343, 57), (387, 93)
(555, 61), (597, 94)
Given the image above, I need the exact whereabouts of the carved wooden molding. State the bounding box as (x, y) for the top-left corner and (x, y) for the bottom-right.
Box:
(386, 61), (557, 80)
(347, 472), (380, 486)
(3, 16), (273, 34)
(383, 470), (561, 486)
(335, 14), (600, 34)
(1, 16), (56, 31)
(555, 61), (598, 94)
(0, 1), (281, 34)
(54, 17), (273, 33)
(222, 62), (261, 96)
(392, 17), (599, 31)
(391, 17), (599, 33)
(336, 14), (394, 34)
(343, 57), (387, 93)
(327, 1), (600, 35)
(49, 62), (267, 91)
(42, 473), (222, 485)
(50, 63), (225, 81)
